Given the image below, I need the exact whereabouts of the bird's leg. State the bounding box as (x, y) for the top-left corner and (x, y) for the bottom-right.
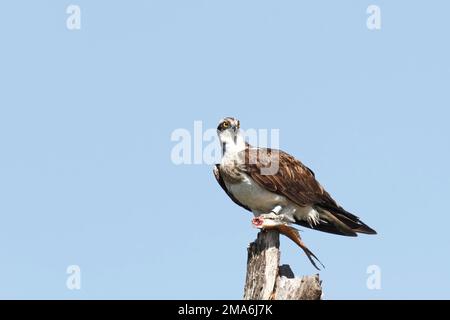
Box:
(258, 205), (283, 220)
(252, 205), (287, 229)
(271, 205), (282, 215)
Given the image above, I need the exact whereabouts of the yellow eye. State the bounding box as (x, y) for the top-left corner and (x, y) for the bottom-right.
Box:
(222, 122), (229, 128)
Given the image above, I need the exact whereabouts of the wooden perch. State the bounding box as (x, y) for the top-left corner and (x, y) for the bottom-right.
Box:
(243, 230), (322, 300)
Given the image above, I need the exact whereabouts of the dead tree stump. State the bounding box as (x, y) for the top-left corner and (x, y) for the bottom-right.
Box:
(243, 230), (322, 300)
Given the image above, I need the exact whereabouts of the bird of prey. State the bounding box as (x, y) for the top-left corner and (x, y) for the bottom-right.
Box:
(213, 117), (376, 270)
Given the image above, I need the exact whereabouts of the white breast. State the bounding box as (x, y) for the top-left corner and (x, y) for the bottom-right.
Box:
(225, 173), (320, 225)
(225, 173), (287, 213)
(218, 138), (318, 225)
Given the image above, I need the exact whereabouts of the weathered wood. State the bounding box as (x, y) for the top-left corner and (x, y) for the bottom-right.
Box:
(243, 230), (280, 300)
(274, 271), (322, 300)
(243, 230), (322, 300)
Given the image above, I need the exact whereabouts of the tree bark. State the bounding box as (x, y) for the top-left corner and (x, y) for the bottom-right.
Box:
(243, 230), (322, 300)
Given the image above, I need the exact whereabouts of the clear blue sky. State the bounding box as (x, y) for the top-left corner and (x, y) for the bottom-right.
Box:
(0, 1), (449, 299)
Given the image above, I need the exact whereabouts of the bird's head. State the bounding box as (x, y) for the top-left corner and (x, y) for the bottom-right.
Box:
(217, 117), (241, 147)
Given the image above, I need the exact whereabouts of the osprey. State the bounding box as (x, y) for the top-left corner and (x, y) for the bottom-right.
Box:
(213, 117), (376, 270)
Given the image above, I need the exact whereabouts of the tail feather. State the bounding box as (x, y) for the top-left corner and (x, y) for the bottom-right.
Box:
(295, 206), (377, 237)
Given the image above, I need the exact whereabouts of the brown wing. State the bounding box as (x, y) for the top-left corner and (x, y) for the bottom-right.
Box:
(243, 147), (376, 236)
(213, 164), (251, 212)
(243, 147), (336, 207)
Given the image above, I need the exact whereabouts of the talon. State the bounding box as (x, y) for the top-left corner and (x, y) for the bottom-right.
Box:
(259, 212), (279, 220)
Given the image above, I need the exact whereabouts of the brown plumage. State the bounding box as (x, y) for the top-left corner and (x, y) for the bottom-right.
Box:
(215, 144), (376, 237)
(214, 117), (376, 270)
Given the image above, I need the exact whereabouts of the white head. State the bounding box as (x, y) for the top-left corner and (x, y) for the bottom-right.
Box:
(217, 117), (245, 155)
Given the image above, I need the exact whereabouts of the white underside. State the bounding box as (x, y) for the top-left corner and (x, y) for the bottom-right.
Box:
(218, 128), (319, 226)
(225, 173), (320, 226)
